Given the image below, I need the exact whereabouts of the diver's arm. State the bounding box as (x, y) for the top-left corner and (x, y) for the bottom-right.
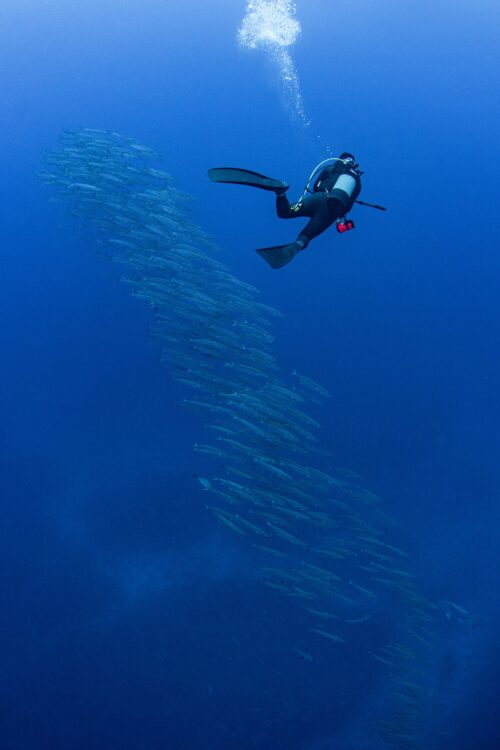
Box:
(312, 167), (330, 191)
(313, 165), (343, 192)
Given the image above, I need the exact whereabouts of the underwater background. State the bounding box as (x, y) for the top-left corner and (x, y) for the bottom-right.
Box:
(1, 1), (500, 748)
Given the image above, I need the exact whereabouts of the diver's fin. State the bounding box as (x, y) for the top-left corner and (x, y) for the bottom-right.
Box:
(208, 167), (288, 194)
(256, 242), (302, 269)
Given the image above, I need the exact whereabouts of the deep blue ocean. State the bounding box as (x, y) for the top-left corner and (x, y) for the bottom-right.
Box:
(1, 1), (500, 748)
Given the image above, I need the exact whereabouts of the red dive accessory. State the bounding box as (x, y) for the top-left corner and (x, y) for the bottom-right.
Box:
(336, 218), (355, 234)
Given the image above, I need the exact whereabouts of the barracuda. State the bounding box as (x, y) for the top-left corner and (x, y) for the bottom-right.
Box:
(310, 628), (345, 644)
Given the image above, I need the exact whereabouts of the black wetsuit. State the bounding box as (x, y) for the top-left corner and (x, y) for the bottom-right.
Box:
(276, 162), (362, 249)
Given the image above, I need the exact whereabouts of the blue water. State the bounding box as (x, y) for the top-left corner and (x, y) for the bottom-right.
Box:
(1, 1), (500, 748)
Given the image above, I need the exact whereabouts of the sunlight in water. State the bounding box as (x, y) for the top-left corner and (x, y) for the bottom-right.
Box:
(238, 0), (310, 126)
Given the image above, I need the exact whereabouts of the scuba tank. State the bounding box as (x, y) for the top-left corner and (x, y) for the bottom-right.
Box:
(301, 157), (347, 198)
(301, 157), (360, 212)
(327, 173), (358, 211)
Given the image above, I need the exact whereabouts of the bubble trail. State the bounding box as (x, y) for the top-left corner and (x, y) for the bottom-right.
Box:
(238, 0), (310, 126)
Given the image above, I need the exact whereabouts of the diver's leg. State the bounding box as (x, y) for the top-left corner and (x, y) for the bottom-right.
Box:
(296, 195), (339, 248)
(276, 194), (296, 218)
(256, 195), (319, 267)
(275, 194), (311, 219)
(275, 194), (291, 218)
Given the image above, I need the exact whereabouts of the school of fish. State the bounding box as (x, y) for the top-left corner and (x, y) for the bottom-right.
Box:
(39, 128), (440, 749)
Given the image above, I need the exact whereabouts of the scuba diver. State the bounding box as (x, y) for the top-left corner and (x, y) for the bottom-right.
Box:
(208, 153), (386, 269)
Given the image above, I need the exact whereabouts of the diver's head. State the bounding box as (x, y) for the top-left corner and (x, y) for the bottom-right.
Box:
(340, 152), (357, 165)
